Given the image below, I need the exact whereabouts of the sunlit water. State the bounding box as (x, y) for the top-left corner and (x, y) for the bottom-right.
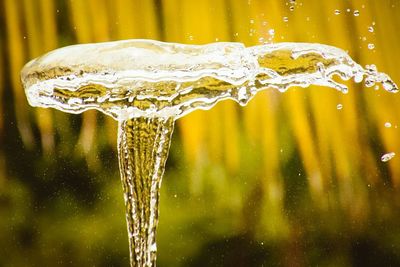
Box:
(21, 39), (398, 266)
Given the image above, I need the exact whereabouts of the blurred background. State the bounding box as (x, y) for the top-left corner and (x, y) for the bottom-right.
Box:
(1, 0), (400, 266)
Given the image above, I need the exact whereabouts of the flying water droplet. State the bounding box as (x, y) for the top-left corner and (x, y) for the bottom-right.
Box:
(368, 43), (375, 50)
(381, 152), (396, 162)
(268, 29), (275, 36)
(385, 122), (392, 128)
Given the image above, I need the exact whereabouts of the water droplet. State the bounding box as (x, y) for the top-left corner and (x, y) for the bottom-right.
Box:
(283, 16), (289, 22)
(150, 242), (157, 252)
(334, 9), (341, 15)
(353, 10), (360, 16)
(364, 77), (375, 88)
(336, 104), (343, 110)
(385, 122), (392, 128)
(289, 6), (295, 11)
(368, 43), (375, 50)
(368, 26), (374, 33)
(366, 64), (377, 73)
(346, 8), (351, 12)
(381, 152), (396, 162)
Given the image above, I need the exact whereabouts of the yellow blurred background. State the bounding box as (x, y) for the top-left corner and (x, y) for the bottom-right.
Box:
(1, 0), (400, 266)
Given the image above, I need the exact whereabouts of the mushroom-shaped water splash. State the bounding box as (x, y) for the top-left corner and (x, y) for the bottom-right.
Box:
(21, 39), (398, 267)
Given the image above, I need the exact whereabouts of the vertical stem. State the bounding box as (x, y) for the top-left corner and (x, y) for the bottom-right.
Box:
(117, 117), (175, 267)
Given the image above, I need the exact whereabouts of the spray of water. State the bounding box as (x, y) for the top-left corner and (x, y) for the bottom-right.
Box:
(21, 39), (398, 266)
(22, 40), (398, 121)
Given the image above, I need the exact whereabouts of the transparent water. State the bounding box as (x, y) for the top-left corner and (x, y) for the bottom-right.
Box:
(21, 39), (398, 266)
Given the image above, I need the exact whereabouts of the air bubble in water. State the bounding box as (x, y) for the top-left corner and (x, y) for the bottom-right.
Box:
(368, 26), (374, 33)
(385, 122), (392, 128)
(334, 9), (341, 15)
(283, 16), (289, 22)
(353, 10), (360, 16)
(337, 104), (343, 110)
(381, 152), (396, 162)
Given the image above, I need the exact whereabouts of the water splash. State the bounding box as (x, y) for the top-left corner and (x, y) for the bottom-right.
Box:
(20, 39), (398, 267)
(21, 40), (398, 122)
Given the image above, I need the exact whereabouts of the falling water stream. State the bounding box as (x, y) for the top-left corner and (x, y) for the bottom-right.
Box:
(21, 40), (398, 266)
